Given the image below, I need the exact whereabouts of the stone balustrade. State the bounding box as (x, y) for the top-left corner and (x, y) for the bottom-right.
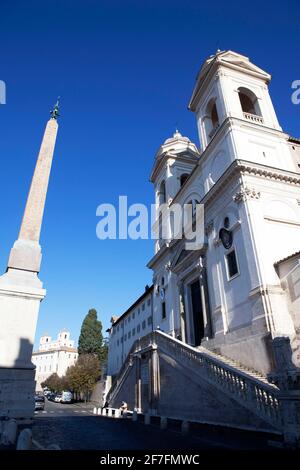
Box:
(243, 112), (264, 124)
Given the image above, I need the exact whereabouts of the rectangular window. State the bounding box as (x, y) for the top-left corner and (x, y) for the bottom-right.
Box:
(132, 328), (136, 336)
(128, 315), (131, 323)
(142, 303), (145, 311)
(226, 249), (239, 279)
(147, 298), (151, 306)
(132, 311), (135, 319)
(128, 331), (131, 339)
(147, 316), (152, 326)
(142, 320), (146, 330)
(162, 301), (166, 320)
(137, 324), (141, 333)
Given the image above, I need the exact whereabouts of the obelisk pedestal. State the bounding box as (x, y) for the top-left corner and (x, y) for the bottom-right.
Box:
(0, 108), (59, 422)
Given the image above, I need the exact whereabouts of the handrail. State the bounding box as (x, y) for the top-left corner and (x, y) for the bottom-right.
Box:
(154, 330), (282, 428)
(106, 329), (282, 429)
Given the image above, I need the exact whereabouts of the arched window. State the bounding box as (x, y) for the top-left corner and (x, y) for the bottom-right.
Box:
(204, 98), (220, 141)
(180, 173), (189, 187)
(238, 87), (262, 117)
(159, 180), (166, 205)
(211, 102), (219, 129)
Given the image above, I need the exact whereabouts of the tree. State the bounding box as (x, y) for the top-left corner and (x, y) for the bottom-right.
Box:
(41, 373), (63, 392)
(78, 308), (107, 365)
(66, 354), (100, 402)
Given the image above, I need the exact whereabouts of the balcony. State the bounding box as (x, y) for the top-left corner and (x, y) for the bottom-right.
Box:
(243, 112), (264, 124)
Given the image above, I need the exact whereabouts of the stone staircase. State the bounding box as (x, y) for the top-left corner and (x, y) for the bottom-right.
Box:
(107, 330), (283, 433)
(197, 346), (271, 385)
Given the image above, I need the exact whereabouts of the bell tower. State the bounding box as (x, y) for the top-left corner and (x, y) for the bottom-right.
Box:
(150, 130), (200, 252)
(188, 50), (296, 174)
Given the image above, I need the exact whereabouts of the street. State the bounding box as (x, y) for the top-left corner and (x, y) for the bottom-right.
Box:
(32, 400), (224, 451)
(32, 400), (276, 451)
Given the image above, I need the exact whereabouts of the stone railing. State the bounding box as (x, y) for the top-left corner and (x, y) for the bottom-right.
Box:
(153, 330), (282, 430)
(243, 112), (264, 124)
(107, 332), (156, 402)
(106, 346), (136, 405)
(107, 329), (282, 430)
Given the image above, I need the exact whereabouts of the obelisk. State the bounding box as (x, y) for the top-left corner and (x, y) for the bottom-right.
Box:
(0, 101), (59, 422)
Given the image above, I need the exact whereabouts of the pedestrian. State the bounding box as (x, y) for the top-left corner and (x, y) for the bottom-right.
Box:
(119, 401), (128, 415)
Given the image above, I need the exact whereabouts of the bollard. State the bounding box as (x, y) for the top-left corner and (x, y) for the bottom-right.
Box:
(1, 419), (18, 446)
(93, 407), (97, 415)
(160, 417), (168, 430)
(107, 408), (112, 417)
(181, 420), (189, 435)
(132, 410), (138, 422)
(97, 408), (102, 415)
(16, 428), (32, 450)
(114, 409), (120, 418)
(144, 413), (151, 425)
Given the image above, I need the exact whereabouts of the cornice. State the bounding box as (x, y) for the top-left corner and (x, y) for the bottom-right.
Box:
(170, 117), (290, 207)
(150, 149), (199, 183)
(201, 159), (300, 207)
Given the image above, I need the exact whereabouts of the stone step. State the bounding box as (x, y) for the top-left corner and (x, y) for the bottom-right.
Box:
(198, 346), (270, 385)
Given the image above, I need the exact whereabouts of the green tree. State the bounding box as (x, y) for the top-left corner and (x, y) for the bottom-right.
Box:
(66, 354), (100, 402)
(41, 373), (62, 392)
(78, 308), (107, 365)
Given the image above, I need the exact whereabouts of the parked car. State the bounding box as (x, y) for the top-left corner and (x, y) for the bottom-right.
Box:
(54, 393), (62, 403)
(61, 391), (73, 404)
(43, 389), (51, 397)
(47, 392), (56, 401)
(34, 395), (45, 411)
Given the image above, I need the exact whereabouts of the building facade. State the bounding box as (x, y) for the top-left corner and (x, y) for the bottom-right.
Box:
(108, 50), (300, 379)
(32, 330), (78, 391)
(107, 286), (153, 376)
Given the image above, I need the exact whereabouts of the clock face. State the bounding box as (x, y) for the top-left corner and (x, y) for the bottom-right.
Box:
(219, 228), (233, 249)
(160, 288), (165, 301)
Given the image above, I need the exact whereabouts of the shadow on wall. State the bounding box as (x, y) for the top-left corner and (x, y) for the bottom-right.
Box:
(0, 337), (34, 369)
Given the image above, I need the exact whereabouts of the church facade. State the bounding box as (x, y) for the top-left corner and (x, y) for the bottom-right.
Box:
(108, 50), (300, 379)
(105, 51), (300, 442)
(148, 50), (300, 375)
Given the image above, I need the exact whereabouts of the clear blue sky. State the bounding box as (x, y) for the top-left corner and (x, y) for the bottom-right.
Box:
(0, 1), (299, 348)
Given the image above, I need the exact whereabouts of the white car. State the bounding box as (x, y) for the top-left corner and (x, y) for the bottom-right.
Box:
(54, 394), (62, 403)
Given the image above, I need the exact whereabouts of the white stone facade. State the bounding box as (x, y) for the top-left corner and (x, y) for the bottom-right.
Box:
(107, 286), (153, 376)
(32, 330), (78, 391)
(108, 50), (300, 377)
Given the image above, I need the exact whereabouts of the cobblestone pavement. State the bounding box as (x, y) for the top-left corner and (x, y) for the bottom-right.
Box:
(32, 401), (222, 450)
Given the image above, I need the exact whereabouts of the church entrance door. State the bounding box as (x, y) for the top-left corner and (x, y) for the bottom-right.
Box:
(190, 279), (204, 346)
